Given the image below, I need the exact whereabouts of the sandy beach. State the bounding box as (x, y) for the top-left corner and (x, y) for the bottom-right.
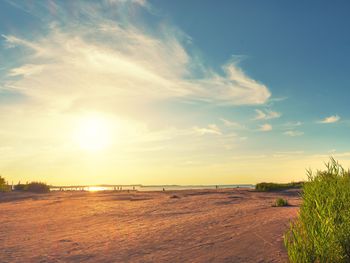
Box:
(0, 189), (300, 263)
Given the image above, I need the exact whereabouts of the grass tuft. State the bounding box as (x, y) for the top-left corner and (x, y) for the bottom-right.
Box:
(284, 158), (350, 262)
(273, 198), (289, 207)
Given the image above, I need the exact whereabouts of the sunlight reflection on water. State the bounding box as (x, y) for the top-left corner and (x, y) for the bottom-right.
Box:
(87, 186), (108, 192)
(50, 184), (254, 192)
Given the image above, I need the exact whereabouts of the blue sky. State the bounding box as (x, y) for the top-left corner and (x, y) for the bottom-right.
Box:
(0, 0), (349, 185)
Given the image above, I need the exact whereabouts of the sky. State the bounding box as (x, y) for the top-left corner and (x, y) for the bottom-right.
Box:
(1, 0), (350, 185)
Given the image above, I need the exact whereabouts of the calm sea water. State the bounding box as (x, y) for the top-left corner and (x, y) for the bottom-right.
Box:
(51, 184), (254, 192)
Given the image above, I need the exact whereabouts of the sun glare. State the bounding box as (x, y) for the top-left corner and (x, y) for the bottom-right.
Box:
(74, 115), (112, 151)
(88, 186), (107, 192)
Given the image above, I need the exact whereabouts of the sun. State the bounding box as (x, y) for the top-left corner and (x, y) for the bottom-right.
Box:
(74, 115), (112, 151)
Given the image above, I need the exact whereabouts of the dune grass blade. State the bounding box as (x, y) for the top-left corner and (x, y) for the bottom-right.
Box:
(284, 158), (350, 262)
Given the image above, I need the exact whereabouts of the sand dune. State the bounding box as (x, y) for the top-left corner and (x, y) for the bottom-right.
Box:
(0, 189), (300, 262)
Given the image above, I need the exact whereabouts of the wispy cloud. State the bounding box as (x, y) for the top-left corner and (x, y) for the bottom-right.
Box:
(193, 124), (222, 135)
(259, 123), (272, 132)
(318, 115), (340, 124)
(254, 109), (281, 120)
(284, 130), (304, 137)
(220, 118), (244, 129)
(1, 1), (271, 114)
(284, 121), (302, 127)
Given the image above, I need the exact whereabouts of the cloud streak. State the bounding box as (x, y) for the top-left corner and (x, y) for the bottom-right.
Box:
(259, 123), (272, 132)
(220, 118), (245, 129)
(193, 124), (222, 136)
(2, 1), (271, 114)
(254, 109), (281, 120)
(284, 130), (304, 137)
(318, 115), (340, 124)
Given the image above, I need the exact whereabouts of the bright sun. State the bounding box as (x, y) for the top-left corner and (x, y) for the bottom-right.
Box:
(74, 115), (112, 151)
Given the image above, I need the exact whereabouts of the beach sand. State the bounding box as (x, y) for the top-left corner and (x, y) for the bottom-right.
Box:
(0, 188), (300, 263)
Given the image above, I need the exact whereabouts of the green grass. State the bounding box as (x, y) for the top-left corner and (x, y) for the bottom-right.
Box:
(273, 198), (289, 207)
(255, 182), (303, 191)
(284, 158), (350, 262)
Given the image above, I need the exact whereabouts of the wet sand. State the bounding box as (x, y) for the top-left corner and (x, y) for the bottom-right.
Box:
(0, 188), (300, 262)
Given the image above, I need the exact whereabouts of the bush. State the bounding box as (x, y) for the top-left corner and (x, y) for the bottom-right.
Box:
(0, 175), (10, 192)
(274, 198), (289, 207)
(13, 182), (50, 193)
(284, 158), (350, 262)
(26, 182), (50, 193)
(14, 183), (27, 191)
(255, 182), (303, 191)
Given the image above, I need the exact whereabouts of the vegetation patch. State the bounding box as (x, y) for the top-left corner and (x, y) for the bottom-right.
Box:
(0, 176), (10, 192)
(273, 198), (289, 207)
(255, 182), (303, 192)
(284, 158), (350, 262)
(14, 182), (50, 193)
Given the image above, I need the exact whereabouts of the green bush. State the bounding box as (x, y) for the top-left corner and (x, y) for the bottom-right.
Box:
(26, 182), (50, 193)
(255, 182), (303, 191)
(14, 183), (27, 191)
(284, 158), (350, 262)
(0, 175), (10, 192)
(13, 182), (50, 193)
(274, 198), (289, 207)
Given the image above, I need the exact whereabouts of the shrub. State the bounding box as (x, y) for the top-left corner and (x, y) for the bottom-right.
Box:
(284, 158), (350, 262)
(26, 182), (50, 193)
(14, 183), (27, 191)
(255, 182), (303, 191)
(0, 175), (10, 192)
(274, 198), (289, 207)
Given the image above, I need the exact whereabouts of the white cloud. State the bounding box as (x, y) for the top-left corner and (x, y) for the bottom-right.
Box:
(318, 115), (340, 124)
(106, 0), (147, 6)
(193, 124), (222, 135)
(2, 1), (271, 113)
(220, 118), (244, 129)
(284, 121), (302, 127)
(9, 64), (44, 77)
(284, 130), (304, 137)
(254, 109), (281, 120)
(259, 123), (272, 132)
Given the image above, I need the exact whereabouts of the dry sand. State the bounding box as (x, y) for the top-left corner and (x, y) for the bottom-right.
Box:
(0, 188), (300, 263)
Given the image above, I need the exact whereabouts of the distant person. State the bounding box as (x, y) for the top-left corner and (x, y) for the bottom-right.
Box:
(163, 188), (165, 192)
